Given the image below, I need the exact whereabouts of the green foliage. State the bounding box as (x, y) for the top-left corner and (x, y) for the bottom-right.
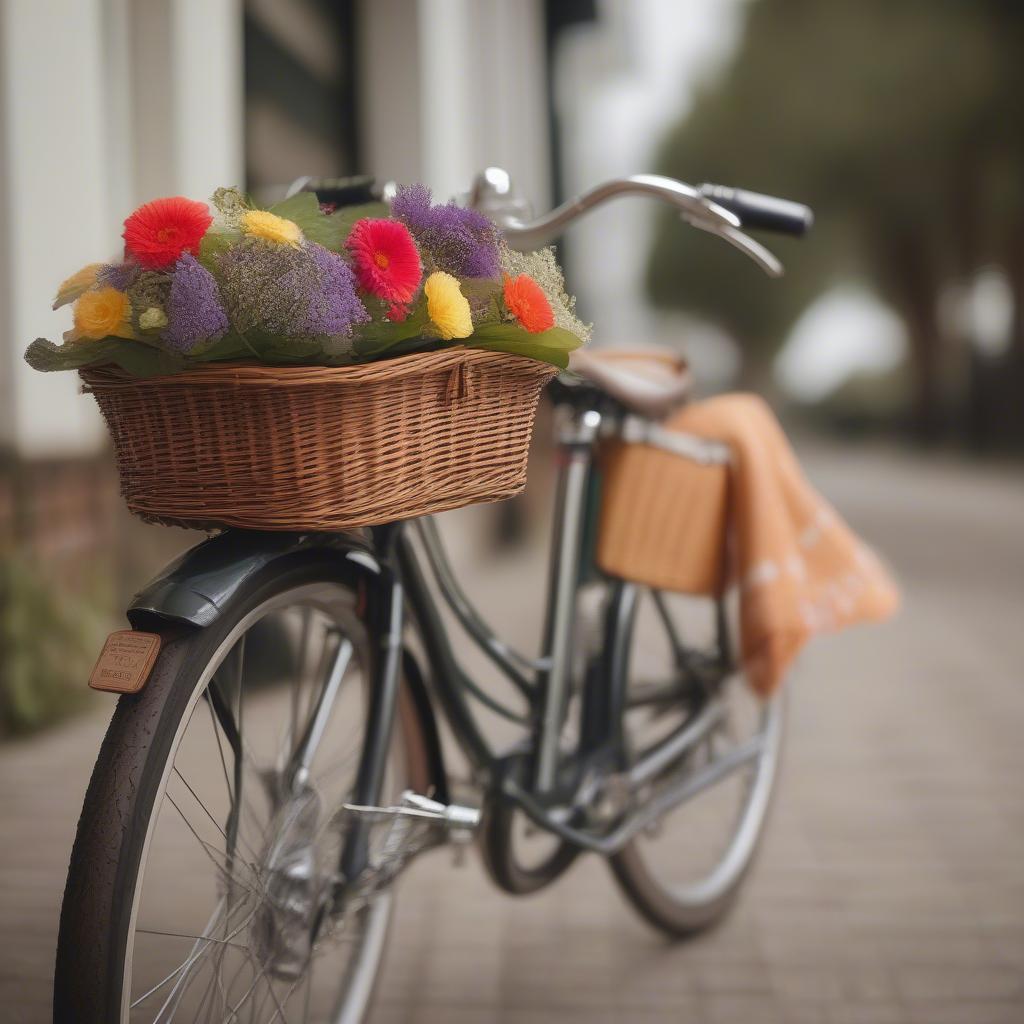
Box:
(0, 555), (111, 736)
(268, 193), (388, 252)
(461, 322), (579, 369)
(24, 337), (186, 377)
(648, 0), (1024, 353)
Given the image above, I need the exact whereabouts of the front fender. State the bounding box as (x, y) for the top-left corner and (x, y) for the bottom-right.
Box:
(127, 529), (381, 629)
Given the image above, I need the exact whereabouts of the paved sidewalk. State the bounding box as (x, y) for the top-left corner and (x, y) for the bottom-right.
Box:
(2, 442), (1023, 1022)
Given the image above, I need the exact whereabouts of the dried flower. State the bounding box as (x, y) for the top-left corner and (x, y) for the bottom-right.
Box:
(53, 263), (102, 310)
(218, 239), (368, 339)
(301, 244), (369, 337)
(241, 210), (303, 248)
(211, 186), (250, 225)
(391, 184), (500, 279)
(163, 254), (229, 351)
(97, 261), (141, 292)
(73, 287), (133, 340)
(347, 218), (422, 304)
(122, 196), (213, 270)
(424, 271), (472, 340)
(127, 271), (172, 335)
(503, 274), (555, 333)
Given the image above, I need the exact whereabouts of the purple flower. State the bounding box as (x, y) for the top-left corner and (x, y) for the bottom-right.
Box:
(98, 260), (141, 291)
(391, 184), (500, 279)
(217, 240), (368, 340)
(164, 254), (229, 352)
(300, 244), (370, 336)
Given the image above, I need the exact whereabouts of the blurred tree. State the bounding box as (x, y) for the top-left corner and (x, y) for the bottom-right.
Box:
(648, 0), (1024, 444)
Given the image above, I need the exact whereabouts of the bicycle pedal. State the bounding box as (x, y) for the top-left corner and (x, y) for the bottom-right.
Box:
(343, 790), (481, 835)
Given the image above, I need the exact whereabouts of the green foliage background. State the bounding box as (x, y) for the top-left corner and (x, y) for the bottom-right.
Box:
(0, 555), (111, 736)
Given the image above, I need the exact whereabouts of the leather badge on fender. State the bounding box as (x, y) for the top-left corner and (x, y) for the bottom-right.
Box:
(89, 631), (161, 694)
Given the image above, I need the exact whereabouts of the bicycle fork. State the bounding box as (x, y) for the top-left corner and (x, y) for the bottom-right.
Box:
(534, 404), (603, 796)
(338, 526), (480, 892)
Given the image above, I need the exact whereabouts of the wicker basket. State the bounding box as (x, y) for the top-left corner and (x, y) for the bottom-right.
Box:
(596, 437), (730, 596)
(81, 348), (556, 531)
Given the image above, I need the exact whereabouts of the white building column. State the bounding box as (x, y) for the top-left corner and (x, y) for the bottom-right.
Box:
(0, 0), (114, 457)
(170, 0), (244, 200)
(361, 0), (550, 210)
(0, 0), (244, 458)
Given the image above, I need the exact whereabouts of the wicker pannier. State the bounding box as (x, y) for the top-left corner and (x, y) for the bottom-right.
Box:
(596, 430), (730, 596)
(81, 348), (556, 532)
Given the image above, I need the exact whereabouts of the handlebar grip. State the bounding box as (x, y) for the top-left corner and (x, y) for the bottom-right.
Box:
(697, 184), (813, 237)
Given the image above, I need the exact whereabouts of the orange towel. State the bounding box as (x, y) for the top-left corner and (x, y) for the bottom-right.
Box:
(667, 393), (900, 696)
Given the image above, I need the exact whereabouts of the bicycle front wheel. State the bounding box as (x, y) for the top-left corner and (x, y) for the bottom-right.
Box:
(55, 564), (421, 1023)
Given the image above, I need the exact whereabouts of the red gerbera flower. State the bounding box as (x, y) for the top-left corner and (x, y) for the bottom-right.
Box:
(503, 274), (555, 333)
(122, 196), (213, 270)
(347, 218), (421, 303)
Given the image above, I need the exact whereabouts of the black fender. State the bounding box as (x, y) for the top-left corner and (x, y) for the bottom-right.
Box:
(127, 529), (381, 628)
(125, 528), (447, 796)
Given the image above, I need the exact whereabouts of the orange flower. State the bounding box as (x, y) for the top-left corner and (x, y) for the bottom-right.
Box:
(503, 274), (554, 333)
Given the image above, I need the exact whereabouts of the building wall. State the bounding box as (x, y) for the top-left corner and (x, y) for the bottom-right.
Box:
(0, 0), (243, 459)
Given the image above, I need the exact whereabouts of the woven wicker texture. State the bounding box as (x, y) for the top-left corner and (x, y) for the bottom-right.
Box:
(596, 438), (729, 596)
(81, 348), (556, 531)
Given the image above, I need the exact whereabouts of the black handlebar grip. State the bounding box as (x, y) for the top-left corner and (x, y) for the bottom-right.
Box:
(698, 183), (814, 237)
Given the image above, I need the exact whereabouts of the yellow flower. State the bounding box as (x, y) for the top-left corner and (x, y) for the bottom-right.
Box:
(53, 263), (102, 310)
(241, 210), (303, 247)
(73, 287), (134, 341)
(424, 271), (472, 340)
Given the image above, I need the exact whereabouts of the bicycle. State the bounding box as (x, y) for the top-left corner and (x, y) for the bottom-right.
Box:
(54, 169), (813, 1022)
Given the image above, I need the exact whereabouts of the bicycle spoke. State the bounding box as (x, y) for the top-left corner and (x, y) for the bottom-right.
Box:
(172, 766), (263, 867)
(133, 896), (256, 1010)
(164, 792), (261, 898)
(208, 696), (235, 804)
(204, 695), (272, 871)
(227, 951), (278, 1020)
(136, 927), (251, 954)
(264, 969), (306, 1024)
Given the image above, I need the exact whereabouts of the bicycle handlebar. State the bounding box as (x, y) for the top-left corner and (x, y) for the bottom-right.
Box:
(696, 184), (813, 237)
(472, 169), (809, 278)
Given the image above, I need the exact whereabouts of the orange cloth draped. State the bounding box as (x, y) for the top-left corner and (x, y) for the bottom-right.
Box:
(666, 393), (900, 695)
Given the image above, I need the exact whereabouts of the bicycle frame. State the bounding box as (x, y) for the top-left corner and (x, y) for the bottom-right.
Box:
(344, 389), (750, 870)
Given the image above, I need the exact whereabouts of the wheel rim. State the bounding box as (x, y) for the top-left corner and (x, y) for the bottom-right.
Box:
(618, 586), (784, 911)
(121, 583), (401, 1023)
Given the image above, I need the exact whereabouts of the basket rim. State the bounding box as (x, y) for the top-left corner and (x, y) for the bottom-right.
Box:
(78, 346), (559, 388)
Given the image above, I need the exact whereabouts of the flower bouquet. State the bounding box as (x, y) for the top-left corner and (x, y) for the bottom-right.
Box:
(26, 185), (588, 376)
(25, 185), (588, 531)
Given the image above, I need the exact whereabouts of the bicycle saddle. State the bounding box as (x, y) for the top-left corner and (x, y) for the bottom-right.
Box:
(568, 347), (692, 420)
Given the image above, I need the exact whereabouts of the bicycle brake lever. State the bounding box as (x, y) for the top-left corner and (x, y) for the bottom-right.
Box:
(683, 209), (785, 277)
